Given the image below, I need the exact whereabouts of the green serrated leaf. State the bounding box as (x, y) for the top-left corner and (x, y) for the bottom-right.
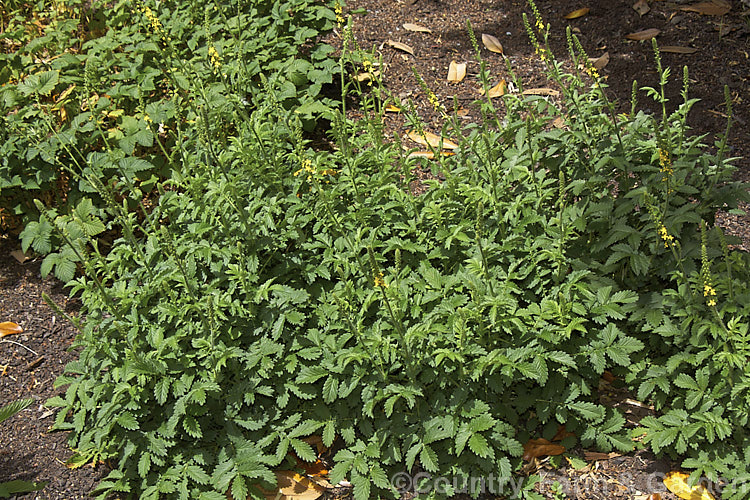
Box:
(420, 444), (439, 472)
(370, 463), (390, 489)
(290, 438), (317, 462)
(468, 433), (492, 459)
(323, 420), (335, 448)
(117, 412), (139, 430)
(569, 402), (604, 421)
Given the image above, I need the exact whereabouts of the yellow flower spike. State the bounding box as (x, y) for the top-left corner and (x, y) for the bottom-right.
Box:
(334, 1), (345, 26)
(208, 46), (222, 72)
(659, 225), (675, 248)
(374, 272), (388, 289)
(659, 148), (674, 175)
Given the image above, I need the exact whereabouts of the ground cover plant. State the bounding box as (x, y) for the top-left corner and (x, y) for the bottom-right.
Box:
(5, 1), (750, 499)
(1, 0), (339, 280)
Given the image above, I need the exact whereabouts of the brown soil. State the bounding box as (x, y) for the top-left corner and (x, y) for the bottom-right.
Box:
(0, 237), (104, 498)
(0, 0), (748, 498)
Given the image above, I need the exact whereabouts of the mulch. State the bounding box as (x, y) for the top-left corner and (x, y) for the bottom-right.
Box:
(1, 0), (749, 498)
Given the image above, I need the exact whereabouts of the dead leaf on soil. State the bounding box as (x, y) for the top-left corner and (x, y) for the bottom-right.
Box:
(680, 0), (731, 16)
(260, 471), (327, 500)
(10, 249), (30, 263)
(583, 450), (622, 461)
(522, 87), (560, 96)
(481, 33), (504, 54)
(447, 60), (467, 82)
(564, 7), (590, 19)
(634, 495), (662, 500)
(660, 45), (699, 54)
(0, 322), (23, 338)
(354, 72), (378, 82)
(589, 51), (610, 70)
(385, 104), (401, 113)
(552, 424), (576, 442)
(633, 0), (651, 16)
(403, 22), (432, 33)
(522, 438), (565, 461)
(407, 151), (456, 159)
(552, 116), (566, 128)
(663, 471), (715, 500)
(385, 40), (414, 55)
(485, 79), (507, 98)
(625, 28), (661, 40)
(406, 130), (459, 150)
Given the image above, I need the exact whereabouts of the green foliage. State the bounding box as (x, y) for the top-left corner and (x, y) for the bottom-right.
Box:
(1, 0), (338, 272)
(32, 3), (750, 500)
(0, 398), (33, 424)
(0, 398), (48, 497)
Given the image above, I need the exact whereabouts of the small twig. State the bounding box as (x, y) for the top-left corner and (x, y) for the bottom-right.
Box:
(0, 339), (39, 356)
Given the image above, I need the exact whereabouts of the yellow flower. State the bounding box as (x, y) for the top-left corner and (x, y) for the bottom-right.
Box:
(335, 1), (345, 26)
(703, 284), (716, 297)
(659, 225), (674, 248)
(659, 148), (673, 175)
(141, 5), (163, 34)
(536, 47), (549, 63)
(426, 88), (440, 112)
(707, 299), (717, 307)
(208, 46), (221, 72)
(373, 272), (388, 288)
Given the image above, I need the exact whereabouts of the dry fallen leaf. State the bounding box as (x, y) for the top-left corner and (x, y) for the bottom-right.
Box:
(406, 130), (459, 150)
(447, 61), (467, 83)
(589, 51), (610, 70)
(660, 45), (699, 54)
(633, 0), (651, 16)
(583, 451), (622, 461)
(485, 79), (507, 98)
(625, 28), (661, 40)
(407, 151), (456, 159)
(354, 72), (376, 82)
(10, 249), (30, 264)
(0, 322), (23, 338)
(680, 0), (731, 16)
(298, 459), (328, 478)
(262, 471), (327, 500)
(522, 438), (566, 461)
(403, 22), (432, 33)
(552, 116), (566, 129)
(564, 7), (590, 19)
(552, 424), (576, 442)
(386, 40), (414, 55)
(522, 87), (560, 96)
(481, 33), (504, 54)
(663, 471), (715, 500)
(385, 104), (401, 113)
